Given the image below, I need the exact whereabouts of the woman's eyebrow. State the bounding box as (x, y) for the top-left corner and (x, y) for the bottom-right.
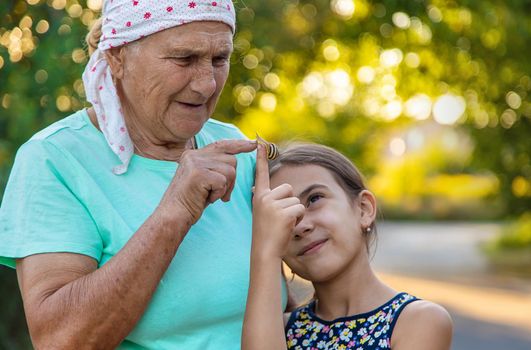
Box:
(297, 184), (328, 199)
(164, 45), (233, 56)
(164, 47), (199, 55)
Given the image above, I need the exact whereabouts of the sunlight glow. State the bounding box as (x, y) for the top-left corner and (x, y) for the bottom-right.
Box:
(56, 95), (71, 112)
(326, 69), (353, 105)
(301, 69), (353, 107)
(318, 101), (336, 118)
(363, 98), (380, 116)
(52, 0), (67, 10)
(259, 93), (277, 112)
(243, 54), (259, 69)
(357, 66), (375, 84)
(390, 137), (406, 156)
(264, 73), (280, 90)
(302, 72), (324, 96)
(36, 20), (50, 34)
(331, 0), (355, 19)
(381, 100), (403, 120)
(380, 48), (403, 68)
(405, 52), (420, 68)
(380, 84), (397, 101)
(87, 0), (103, 11)
(433, 94), (466, 125)
(323, 45), (340, 61)
(428, 6), (443, 23)
(505, 91), (522, 109)
(236, 86), (256, 106)
(500, 109), (517, 129)
(405, 94), (432, 120)
(392, 12), (410, 29)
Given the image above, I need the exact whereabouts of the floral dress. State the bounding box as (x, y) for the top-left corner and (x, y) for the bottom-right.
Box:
(285, 292), (418, 349)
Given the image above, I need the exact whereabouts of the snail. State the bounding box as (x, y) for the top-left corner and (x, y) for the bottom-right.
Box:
(256, 134), (279, 160)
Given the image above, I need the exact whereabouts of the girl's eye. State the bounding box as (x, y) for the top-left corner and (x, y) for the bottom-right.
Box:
(307, 193), (323, 207)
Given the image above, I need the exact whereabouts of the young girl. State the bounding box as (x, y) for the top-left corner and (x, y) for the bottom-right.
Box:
(242, 143), (452, 350)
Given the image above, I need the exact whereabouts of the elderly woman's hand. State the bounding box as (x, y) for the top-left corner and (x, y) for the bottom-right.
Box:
(158, 139), (256, 226)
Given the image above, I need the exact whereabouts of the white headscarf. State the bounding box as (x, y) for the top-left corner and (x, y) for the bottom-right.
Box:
(82, 0), (236, 174)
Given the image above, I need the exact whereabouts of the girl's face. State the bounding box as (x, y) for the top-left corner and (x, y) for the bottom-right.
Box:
(270, 164), (371, 283)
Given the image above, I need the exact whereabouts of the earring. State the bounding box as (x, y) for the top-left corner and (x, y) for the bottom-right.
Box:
(365, 226), (372, 234)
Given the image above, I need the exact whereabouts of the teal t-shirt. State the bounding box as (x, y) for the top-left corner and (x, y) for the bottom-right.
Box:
(0, 109), (283, 349)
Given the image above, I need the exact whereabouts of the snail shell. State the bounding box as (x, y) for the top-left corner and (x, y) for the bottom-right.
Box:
(256, 134), (279, 160)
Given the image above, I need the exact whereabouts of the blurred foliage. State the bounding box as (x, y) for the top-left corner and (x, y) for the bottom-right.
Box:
(491, 212), (531, 249)
(0, 0), (530, 345)
(484, 212), (531, 277)
(0, 268), (31, 348)
(225, 0), (530, 220)
(1, 0), (529, 219)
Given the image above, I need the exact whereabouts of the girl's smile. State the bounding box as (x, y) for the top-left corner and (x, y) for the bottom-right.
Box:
(298, 238), (328, 256)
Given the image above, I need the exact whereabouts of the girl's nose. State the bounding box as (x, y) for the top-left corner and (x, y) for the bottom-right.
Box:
(292, 214), (313, 239)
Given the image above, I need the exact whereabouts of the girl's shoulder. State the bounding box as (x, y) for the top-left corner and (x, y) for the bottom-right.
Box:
(391, 299), (453, 350)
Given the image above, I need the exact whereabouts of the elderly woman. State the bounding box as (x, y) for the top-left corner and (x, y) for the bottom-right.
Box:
(0, 1), (266, 348)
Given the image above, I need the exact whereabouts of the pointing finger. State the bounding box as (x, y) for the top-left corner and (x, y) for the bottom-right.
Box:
(254, 143), (270, 194)
(204, 139), (257, 155)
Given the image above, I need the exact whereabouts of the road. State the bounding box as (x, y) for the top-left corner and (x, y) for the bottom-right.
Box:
(286, 221), (531, 350)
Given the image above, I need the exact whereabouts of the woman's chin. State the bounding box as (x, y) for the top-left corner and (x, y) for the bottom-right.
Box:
(165, 109), (209, 139)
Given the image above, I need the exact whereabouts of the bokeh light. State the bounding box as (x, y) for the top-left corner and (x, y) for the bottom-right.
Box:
(322, 40), (340, 61)
(404, 52), (420, 68)
(264, 73), (280, 90)
(380, 48), (403, 68)
(505, 91), (522, 109)
(259, 93), (277, 112)
(381, 99), (403, 121)
(390, 137), (407, 156)
(331, 0), (355, 19)
(433, 94), (466, 125)
(392, 12), (410, 29)
(405, 94), (432, 120)
(35, 20), (49, 34)
(357, 66), (375, 84)
(87, 0), (103, 11)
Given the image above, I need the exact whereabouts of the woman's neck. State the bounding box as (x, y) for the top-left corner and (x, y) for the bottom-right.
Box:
(87, 107), (194, 162)
(311, 255), (396, 321)
(130, 132), (195, 162)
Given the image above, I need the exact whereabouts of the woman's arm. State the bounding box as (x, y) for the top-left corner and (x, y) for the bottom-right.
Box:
(391, 300), (453, 350)
(241, 144), (304, 350)
(17, 210), (189, 349)
(16, 140), (256, 349)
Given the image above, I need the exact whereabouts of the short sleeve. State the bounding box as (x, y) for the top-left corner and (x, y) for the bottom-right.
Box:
(0, 140), (102, 268)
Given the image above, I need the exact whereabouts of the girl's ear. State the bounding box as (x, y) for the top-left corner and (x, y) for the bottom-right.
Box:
(104, 47), (126, 79)
(358, 190), (377, 228)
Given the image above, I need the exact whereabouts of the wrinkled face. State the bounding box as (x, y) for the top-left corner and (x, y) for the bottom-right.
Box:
(270, 165), (367, 283)
(117, 21), (233, 143)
